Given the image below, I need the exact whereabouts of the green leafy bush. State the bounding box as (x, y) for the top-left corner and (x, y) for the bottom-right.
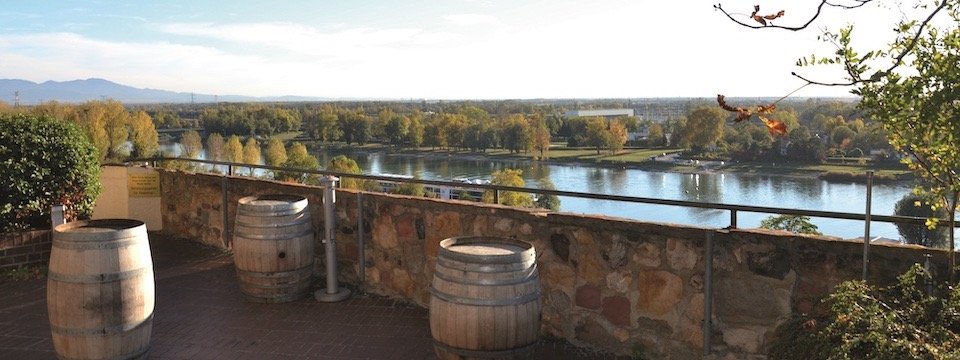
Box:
(769, 264), (960, 359)
(0, 114), (101, 231)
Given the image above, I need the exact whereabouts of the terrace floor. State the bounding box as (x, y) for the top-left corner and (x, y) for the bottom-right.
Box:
(0, 234), (628, 359)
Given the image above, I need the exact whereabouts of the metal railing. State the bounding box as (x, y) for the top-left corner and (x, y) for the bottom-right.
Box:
(127, 156), (949, 230)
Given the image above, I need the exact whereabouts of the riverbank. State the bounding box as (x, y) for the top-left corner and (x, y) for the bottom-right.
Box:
(309, 142), (914, 183)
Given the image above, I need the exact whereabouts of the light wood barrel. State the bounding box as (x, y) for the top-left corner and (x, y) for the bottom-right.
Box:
(47, 219), (154, 360)
(430, 236), (541, 360)
(233, 194), (315, 303)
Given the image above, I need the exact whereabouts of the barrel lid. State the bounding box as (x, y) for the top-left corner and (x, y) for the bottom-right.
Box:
(238, 194), (308, 213)
(54, 219), (145, 240)
(439, 236), (535, 264)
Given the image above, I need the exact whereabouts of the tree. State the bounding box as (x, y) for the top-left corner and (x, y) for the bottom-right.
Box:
(1, 114), (101, 231)
(180, 130), (203, 159)
(680, 106), (726, 151)
(532, 118), (552, 159)
(894, 194), (948, 248)
(383, 114), (410, 146)
(648, 122), (666, 147)
(407, 113), (425, 148)
(607, 120), (628, 154)
(129, 111), (159, 158)
(585, 117), (611, 154)
(264, 138), (287, 167)
(535, 177), (561, 211)
(206, 133), (225, 161)
(102, 100), (130, 160)
(759, 215), (822, 235)
(223, 135), (243, 163)
(500, 115), (532, 154)
(242, 137), (261, 176)
(277, 143), (320, 183)
(483, 168), (533, 208)
(717, 0), (960, 275)
(327, 155), (377, 190)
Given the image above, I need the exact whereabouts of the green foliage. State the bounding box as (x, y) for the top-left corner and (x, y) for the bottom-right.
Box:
(393, 181), (428, 197)
(680, 106), (726, 151)
(277, 143), (319, 183)
(894, 194), (948, 248)
(264, 138), (288, 166)
(0, 114), (102, 231)
(223, 135), (243, 163)
(327, 155), (377, 190)
(180, 130), (203, 159)
(129, 111), (159, 158)
(769, 264), (960, 359)
(205, 133), (224, 161)
(483, 168), (533, 207)
(534, 177), (561, 211)
(760, 215), (822, 235)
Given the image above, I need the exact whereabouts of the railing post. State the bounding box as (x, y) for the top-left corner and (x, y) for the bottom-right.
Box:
(494, 189), (500, 204)
(862, 171), (873, 281)
(357, 192), (365, 292)
(703, 230), (715, 356)
(729, 209), (737, 229)
(316, 175), (351, 302)
(221, 173), (230, 248)
(228, 164), (233, 176)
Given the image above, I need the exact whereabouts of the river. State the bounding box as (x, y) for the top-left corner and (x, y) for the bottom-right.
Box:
(159, 142), (918, 241)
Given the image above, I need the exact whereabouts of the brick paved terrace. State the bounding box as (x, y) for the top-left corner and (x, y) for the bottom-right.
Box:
(0, 233), (629, 360)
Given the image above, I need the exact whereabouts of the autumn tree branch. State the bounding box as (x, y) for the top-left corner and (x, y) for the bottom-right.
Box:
(712, 1), (873, 31)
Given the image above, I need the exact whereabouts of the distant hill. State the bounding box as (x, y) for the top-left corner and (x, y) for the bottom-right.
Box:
(0, 78), (328, 104)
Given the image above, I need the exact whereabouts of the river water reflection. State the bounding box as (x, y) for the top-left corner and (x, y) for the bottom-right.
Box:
(160, 143), (915, 240)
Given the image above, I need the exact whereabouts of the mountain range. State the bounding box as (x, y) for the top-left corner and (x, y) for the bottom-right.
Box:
(0, 78), (327, 104)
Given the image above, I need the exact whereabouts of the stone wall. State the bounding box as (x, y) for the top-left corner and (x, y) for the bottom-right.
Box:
(158, 169), (950, 359)
(0, 229), (52, 270)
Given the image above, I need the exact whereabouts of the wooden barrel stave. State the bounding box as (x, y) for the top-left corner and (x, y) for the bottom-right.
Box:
(47, 219), (154, 360)
(430, 236), (541, 360)
(233, 195), (315, 303)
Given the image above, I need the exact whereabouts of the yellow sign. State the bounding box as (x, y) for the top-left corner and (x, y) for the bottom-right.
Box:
(128, 172), (160, 197)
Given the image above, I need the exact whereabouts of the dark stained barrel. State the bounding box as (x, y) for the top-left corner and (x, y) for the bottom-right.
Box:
(233, 194), (315, 303)
(47, 219), (154, 360)
(430, 236), (541, 360)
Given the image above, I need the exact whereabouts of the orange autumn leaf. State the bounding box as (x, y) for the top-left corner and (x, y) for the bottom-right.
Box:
(750, 5), (785, 26)
(759, 116), (787, 136)
(717, 94), (787, 137)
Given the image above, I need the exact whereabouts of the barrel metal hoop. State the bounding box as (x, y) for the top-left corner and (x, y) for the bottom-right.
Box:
(433, 266), (538, 286)
(50, 313), (153, 336)
(48, 267), (151, 284)
(432, 339), (537, 358)
(234, 216), (311, 229)
(52, 236), (142, 250)
(57, 346), (150, 360)
(236, 265), (313, 278)
(436, 256), (534, 273)
(232, 230), (313, 241)
(237, 208), (306, 217)
(429, 287), (540, 306)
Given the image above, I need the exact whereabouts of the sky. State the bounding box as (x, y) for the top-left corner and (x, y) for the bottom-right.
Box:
(0, 0), (913, 100)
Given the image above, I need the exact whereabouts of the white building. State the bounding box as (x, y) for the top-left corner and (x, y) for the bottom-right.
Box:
(564, 109), (634, 118)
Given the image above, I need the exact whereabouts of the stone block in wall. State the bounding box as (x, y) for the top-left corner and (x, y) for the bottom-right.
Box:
(636, 270), (683, 319)
(715, 271), (794, 326)
(601, 295), (632, 327)
(666, 238), (699, 271)
(633, 242), (662, 268)
(575, 284), (601, 310)
(424, 211), (461, 257)
(372, 213), (399, 249)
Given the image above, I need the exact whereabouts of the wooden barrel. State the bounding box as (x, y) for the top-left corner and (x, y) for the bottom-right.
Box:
(47, 219), (154, 360)
(430, 236), (541, 360)
(233, 194), (315, 303)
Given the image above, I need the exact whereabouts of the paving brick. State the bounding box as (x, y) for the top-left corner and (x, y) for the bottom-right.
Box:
(0, 235), (628, 360)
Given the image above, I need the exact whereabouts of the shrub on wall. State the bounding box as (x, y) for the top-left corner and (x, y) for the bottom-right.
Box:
(769, 264), (960, 359)
(0, 114), (102, 231)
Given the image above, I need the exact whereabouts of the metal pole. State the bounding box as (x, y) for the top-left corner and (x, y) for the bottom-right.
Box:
(316, 175), (351, 302)
(51, 205), (66, 226)
(221, 174), (230, 248)
(729, 210), (737, 229)
(494, 190), (500, 204)
(703, 230), (715, 356)
(862, 171), (873, 281)
(357, 192), (365, 292)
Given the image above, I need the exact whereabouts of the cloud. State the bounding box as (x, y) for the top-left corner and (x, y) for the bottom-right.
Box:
(157, 22), (456, 60)
(443, 14), (498, 26)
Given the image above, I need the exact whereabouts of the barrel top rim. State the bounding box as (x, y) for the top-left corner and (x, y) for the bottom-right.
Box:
(54, 218), (145, 234)
(239, 194), (308, 206)
(439, 236), (533, 257)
